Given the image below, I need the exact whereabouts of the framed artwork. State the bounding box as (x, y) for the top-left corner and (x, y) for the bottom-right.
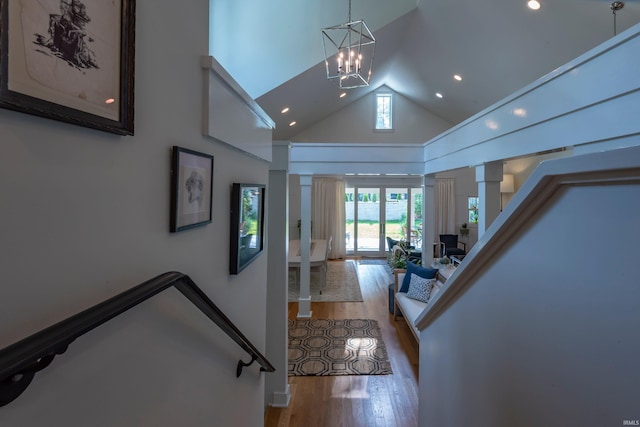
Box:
(170, 146), (214, 233)
(0, 0), (136, 135)
(229, 183), (266, 274)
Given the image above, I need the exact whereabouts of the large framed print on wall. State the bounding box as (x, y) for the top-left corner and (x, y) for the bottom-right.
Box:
(0, 0), (136, 135)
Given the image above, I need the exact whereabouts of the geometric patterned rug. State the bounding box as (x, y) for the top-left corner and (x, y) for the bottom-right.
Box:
(288, 319), (393, 376)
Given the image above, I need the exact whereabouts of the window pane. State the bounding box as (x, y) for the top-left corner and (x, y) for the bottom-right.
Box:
(468, 196), (479, 223)
(410, 188), (422, 247)
(346, 187), (354, 251)
(375, 94), (392, 130)
(385, 188), (407, 247)
(356, 188), (380, 251)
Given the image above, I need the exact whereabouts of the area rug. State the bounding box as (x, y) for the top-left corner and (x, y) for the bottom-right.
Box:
(357, 258), (388, 265)
(288, 319), (393, 376)
(358, 258), (393, 275)
(288, 260), (363, 302)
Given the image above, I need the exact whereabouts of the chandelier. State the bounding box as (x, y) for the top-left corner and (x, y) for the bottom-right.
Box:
(322, 0), (376, 89)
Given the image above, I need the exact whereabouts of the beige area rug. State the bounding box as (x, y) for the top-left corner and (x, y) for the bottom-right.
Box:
(288, 319), (393, 376)
(288, 260), (363, 302)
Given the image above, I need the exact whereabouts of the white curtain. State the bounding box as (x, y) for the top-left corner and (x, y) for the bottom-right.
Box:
(435, 178), (456, 236)
(312, 177), (346, 259)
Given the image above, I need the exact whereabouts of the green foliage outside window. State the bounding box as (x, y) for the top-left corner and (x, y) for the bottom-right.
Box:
(468, 196), (479, 224)
(242, 189), (258, 234)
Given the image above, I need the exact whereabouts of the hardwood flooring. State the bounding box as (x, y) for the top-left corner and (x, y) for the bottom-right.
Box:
(264, 259), (419, 427)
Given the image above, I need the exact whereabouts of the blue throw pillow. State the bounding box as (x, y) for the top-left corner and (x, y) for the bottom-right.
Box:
(400, 261), (438, 293)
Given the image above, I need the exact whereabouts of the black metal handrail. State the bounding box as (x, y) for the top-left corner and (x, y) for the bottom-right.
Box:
(0, 271), (275, 406)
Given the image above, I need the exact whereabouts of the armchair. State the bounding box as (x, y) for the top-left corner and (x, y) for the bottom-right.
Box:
(387, 236), (416, 252)
(386, 236), (400, 252)
(388, 237), (422, 268)
(439, 234), (466, 259)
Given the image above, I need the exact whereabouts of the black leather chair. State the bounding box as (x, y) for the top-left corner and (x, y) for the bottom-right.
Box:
(387, 236), (421, 264)
(439, 234), (466, 259)
(386, 236), (400, 252)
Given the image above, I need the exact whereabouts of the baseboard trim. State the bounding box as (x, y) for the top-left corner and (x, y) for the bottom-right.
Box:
(270, 384), (291, 408)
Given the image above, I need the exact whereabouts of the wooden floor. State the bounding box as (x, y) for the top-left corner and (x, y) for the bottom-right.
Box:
(264, 259), (420, 427)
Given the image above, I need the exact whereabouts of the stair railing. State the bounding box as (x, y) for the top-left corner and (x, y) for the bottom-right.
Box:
(0, 271), (275, 406)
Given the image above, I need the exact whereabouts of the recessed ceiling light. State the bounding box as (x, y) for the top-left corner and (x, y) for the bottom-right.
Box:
(435, 93), (443, 98)
(289, 121), (297, 127)
(340, 92), (347, 98)
(281, 107), (290, 114)
(527, 0), (541, 10)
(453, 74), (462, 81)
(105, 98), (115, 104)
(486, 120), (499, 130)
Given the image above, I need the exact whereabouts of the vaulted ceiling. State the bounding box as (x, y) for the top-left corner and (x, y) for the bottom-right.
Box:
(211, 0), (640, 141)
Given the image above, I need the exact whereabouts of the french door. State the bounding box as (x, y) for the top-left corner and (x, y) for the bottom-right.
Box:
(345, 186), (423, 257)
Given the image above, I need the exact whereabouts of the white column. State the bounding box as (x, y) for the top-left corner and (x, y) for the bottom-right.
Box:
(476, 162), (503, 238)
(423, 175), (436, 265)
(297, 175), (313, 318)
(265, 142), (290, 407)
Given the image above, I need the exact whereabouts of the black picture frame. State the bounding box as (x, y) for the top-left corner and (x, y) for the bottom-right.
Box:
(170, 146), (214, 233)
(0, 0), (136, 135)
(230, 183), (266, 275)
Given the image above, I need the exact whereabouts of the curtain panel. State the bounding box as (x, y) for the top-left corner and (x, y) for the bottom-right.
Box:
(435, 178), (456, 235)
(312, 177), (346, 259)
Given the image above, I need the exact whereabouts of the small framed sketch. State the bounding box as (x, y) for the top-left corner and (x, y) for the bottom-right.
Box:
(170, 146), (214, 232)
(0, 0), (136, 135)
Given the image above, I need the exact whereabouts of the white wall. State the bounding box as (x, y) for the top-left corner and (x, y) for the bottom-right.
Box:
(265, 143), (290, 408)
(417, 148), (640, 426)
(0, 1), (270, 426)
(210, 2), (417, 98)
(292, 87), (451, 143)
(502, 150), (571, 205)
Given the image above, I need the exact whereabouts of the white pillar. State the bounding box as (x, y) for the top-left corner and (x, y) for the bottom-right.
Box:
(423, 175), (436, 265)
(476, 162), (503, 238)
(297, 175), (313, 318)
(265, 142), (290, 407)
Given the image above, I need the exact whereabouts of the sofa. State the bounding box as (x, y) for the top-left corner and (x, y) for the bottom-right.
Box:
(393, 262), (445, 341)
